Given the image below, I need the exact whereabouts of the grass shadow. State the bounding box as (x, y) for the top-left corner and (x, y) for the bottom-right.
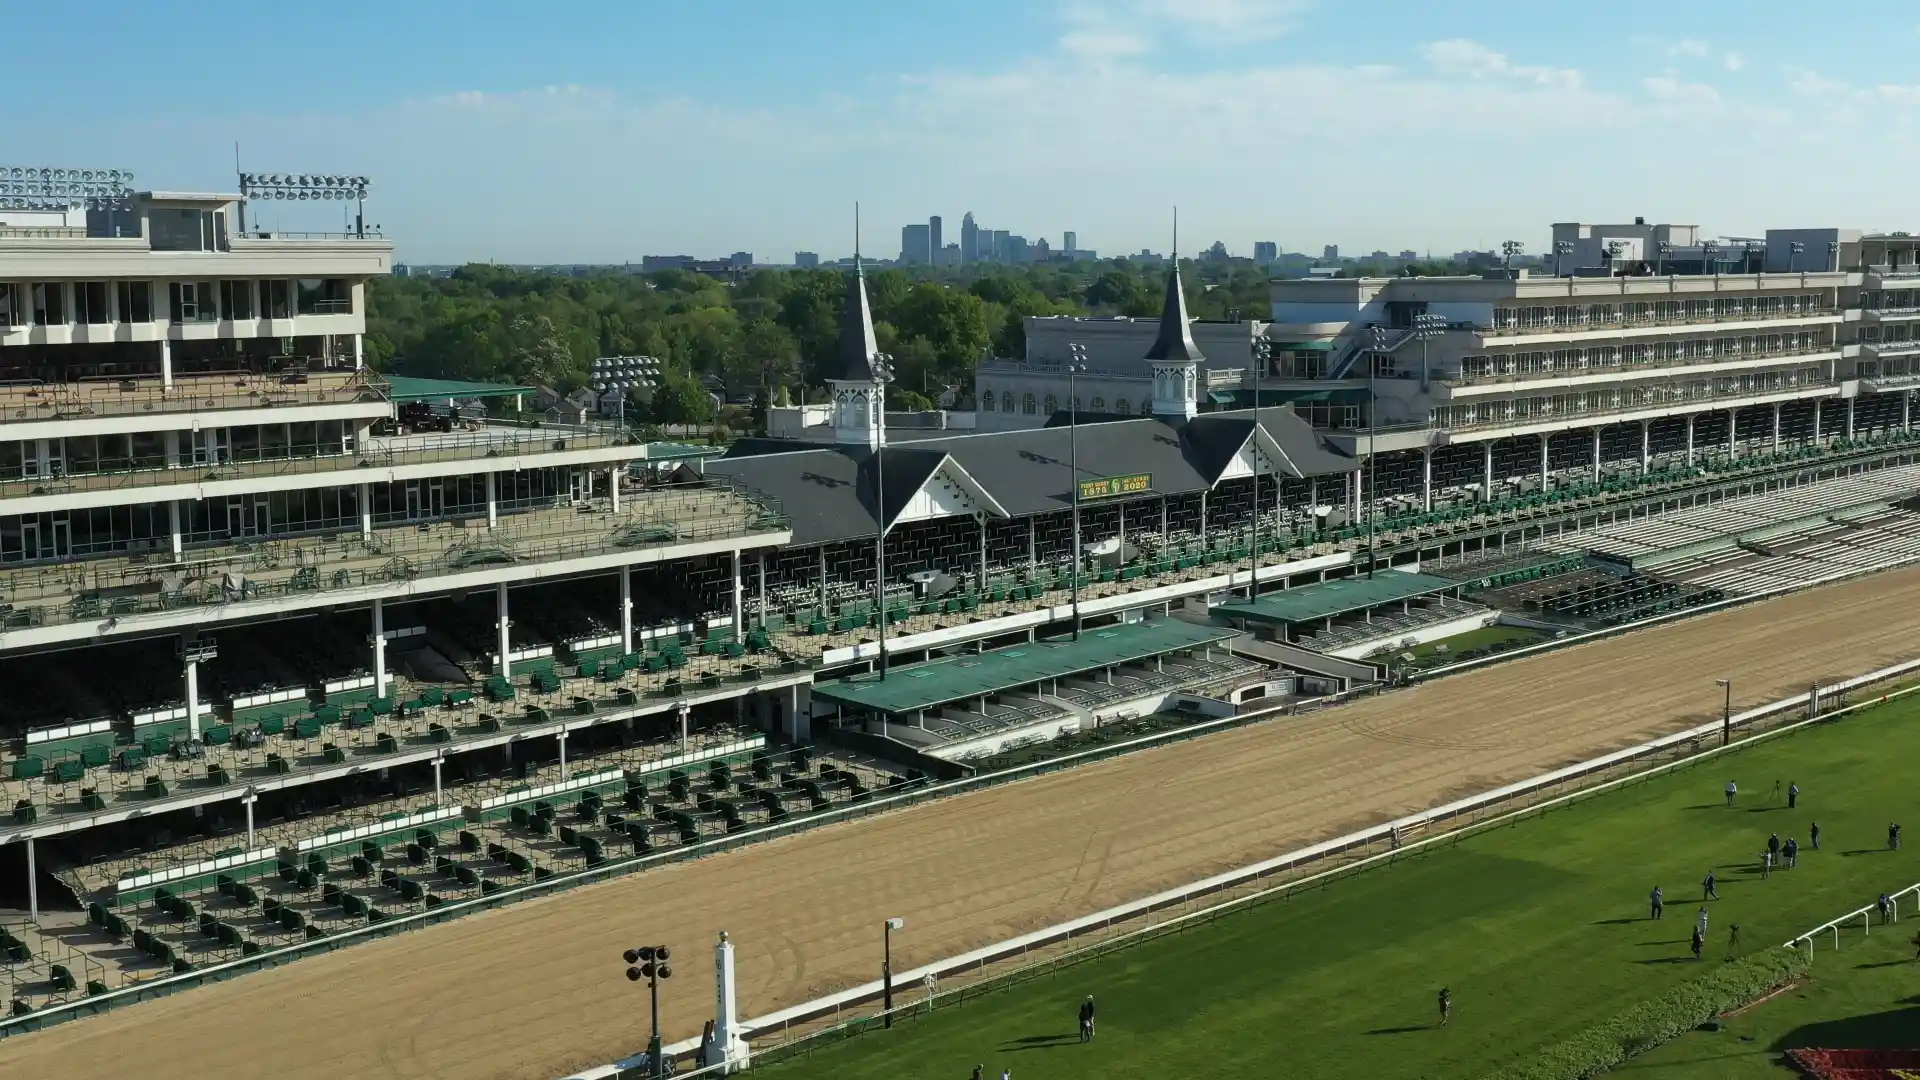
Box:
(1364, 1026), (1430, 1036)
(999, 1034), (1079, 1052)
(1635, 956), (1701, 965)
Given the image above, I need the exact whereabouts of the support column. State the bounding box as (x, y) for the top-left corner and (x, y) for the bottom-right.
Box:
(1640, 420), (1651, 474)
(1814, 401), (1822, 442)
(817, 548), (828, 612)
(1160, 495), (1169, 542)
(1026, 517), (1037, 574)
(242, 789), (257, 848)
(485, 472), (498, 529)
(1727, 408), (1737, 459)
(1846, 398), (1856, 439)
(619, 565), (634, 655)
(731, 550), (744, 637)
(1482, 441), (1494, 498)
(1773, 403), (1782, 451)
(160, 338), (173, 391)
(1420, 448), (1432, 511)
(557, 729), (569, 780)
(26, 838), (37, 923)
(610, 466), (621, 513)
(169, 500), (183, 560)
(678, 702), (691, 752)
(496, 582), (512, 677)
(1591, 427), (1602, 483)
(432, 753), (444, 805)
(1538, 433), (1549, 489)
(359, 482), (373, 540)
(176, 644), (205, 744)
(1346, 471), (1357, 520)
(1200, 490), (1210, 544)
(371, 598), (389, 699)
(1685, 414), (1696, 466)
(789, 685), (808, 741)
(1904, 392), (1912, 433)
(163, 430), (181, 469)
(352, 333), (364, 371)
(977, 515), (988, 589)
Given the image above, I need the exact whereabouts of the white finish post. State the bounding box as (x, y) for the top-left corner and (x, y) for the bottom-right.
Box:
(731, 550), (744, 637)
(619, 565), (634, 655)
(371, 598), (389, 698)
(359, 482), (373, 539)
(485, 472), (498, 529)
(678, 703), (690, 751)
(26, 838), (37, 923)
(185, 652), (202, 740)
(242, 790), (256, 848)
(557, 729), (568, 780)
(496, 582), (512, 677)
(1773, 403), (1782, 451)
(1640, 420), (1651, 474)
(169, 500), (183, 560)
(160, 338), (173, 390)
(708, 931), (750, 1072)
(1420, 448), (1432, 511)
(1591, 428), (1602, 482)
(1685, 414), (1696, 466)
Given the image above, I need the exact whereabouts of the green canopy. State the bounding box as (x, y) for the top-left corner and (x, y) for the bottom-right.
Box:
(384, 375), (535, 403)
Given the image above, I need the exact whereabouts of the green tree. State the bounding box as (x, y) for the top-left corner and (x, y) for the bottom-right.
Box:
(650, 372), (713, 425)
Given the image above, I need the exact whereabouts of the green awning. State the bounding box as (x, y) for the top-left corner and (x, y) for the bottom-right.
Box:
(383, 375), (535, 403)
(1216, 571), (1457, 626)
(1273, 340), (1337, 351)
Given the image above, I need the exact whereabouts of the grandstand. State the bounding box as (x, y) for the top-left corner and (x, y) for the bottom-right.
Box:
(1214, 571), (1496, 658)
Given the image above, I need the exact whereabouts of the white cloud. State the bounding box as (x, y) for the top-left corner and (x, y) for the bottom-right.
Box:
(1421, 38), (1582, 89)
(1723, 51), (1744, 72)
(1672, 39), (1710, 57)
(1878, 84), (1920, 105)
(1788, 68), (1851, 96)
(1643, 75), (1720, 104)
(1058, 0), (1310, 57)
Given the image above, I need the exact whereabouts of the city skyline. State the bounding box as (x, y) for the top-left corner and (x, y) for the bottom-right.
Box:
(9, 2), (1920, 263)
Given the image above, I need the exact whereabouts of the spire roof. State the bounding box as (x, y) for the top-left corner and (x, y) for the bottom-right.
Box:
(837, 259), (883, 382)
(1143, 263), (1205, 366)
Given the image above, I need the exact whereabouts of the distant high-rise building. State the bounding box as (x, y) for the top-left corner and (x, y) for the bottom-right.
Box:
(1004, 234), (1029, 263)
(1033, 238), (1051, 262)
(794, 251), (820, 269)
(1253, 241), (1278, 263)
(1205, 241), (1230, 263)
(961, 212), (979, 264)
(939, 242), (961, 267)
(900, 223), (931, 265)
(728, 251), (753, 268)
(929, 216), (942, 260)
(1400, 250), (1419, 261)
(1322, 245), (1339, 261)
(1064, 230), (1077, 253)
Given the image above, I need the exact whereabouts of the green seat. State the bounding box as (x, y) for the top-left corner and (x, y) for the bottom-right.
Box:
(79, 744), (111, 769)
(201, 724), (230, 746)
(312, 704), (342, 726)
(295, 716), (323, 740)
(52, 758), (84, 784)
(10, 757), (43, 781)
(419, 687), (446, 707)
(258, 715), (286, 737)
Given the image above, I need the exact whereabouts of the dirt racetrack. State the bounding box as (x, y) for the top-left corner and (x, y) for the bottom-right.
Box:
(8, 566), (1920, 1080)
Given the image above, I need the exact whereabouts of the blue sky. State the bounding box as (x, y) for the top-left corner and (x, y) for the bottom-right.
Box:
(7, 0), (1916, 264)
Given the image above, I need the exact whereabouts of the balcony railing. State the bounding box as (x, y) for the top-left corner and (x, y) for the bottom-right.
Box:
(1436, 378), (1831, 434)
(1861, 340), (1920, 357)
(297, 299), (355, 315)
(0, 426), (634, 504)
(0, 226), (88, 240)
(1865, 264), (1920, 279)
(237, 231), (386, 241)
(0, 370), (386, 424)
(0, 480), (787, 634)
(1485, 308), (1837, 337)
(1453, 344), (1837, 388)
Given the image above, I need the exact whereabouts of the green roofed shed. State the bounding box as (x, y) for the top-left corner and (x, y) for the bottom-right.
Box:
(383, 375), (535, 403)
(1215, 571), (1457, 626)
(811, 620), (1238, 717)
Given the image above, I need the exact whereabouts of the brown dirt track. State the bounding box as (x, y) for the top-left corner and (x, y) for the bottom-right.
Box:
(9, 566), (1920, 1080)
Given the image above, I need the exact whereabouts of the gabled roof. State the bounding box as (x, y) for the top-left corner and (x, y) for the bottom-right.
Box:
(707, 446), (1012, 545)
(836, 260), (883, 382)
(1142, 264), (1205, 366)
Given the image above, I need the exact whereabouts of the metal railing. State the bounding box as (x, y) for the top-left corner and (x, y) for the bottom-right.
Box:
(1485, 308), (1838, 337)
(1786, 881), (1917, 956)
(1437, 376), (1831, 433)
(0, 371), (386, 424)
(1452, 344), (1838, 388)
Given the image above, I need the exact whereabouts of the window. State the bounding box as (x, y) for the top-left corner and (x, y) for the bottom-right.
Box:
(148, 208), (226, 252)
(262, 280), (293, 319)
(117, 281), (152, 323)
(74, 282), (110, 324)
(1022, 393), (1037, 415)
(296, 278), (352, 315)
(1043, 393), (1059, 414)
(220, 280), (255, 321)
(169, 282), (217, 323)
(980, 390), (995, 411)
(1114, 398), (1130, 415)
(0, 284), (21, 327)
(1090, 396), (1105, 411)
(1001, 392), (1014, 413)
(30, 283), (65, 325)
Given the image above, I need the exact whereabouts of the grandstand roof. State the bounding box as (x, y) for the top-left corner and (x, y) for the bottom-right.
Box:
(810, 619), (1239, 715)
(384, 375), (534, 403)
(1215, 571), (1457, 625)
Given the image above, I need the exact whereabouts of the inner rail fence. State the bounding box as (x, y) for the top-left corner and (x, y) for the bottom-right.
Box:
(1786, 880), (1918, 958)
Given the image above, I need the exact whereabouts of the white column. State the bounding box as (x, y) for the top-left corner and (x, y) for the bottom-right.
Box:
(1591, 428), (1602, 483)
(1538, 434), (1549, 489)
(352, 333), (364, 371)
(1482, 441), (1494, 497)
(1904, 392), (1912, 433)
(496, 582), (512, 677)
(557, 729), (569, 780)
(610, 467), (621, 513)
(1347, 470), (1358, 519)
(1728, 409), (1737, 458)
(977, 515), (988, 587)
(26, 838), (37, 923)
(359, 482), (373, 539)
(160, 338), (173, 390)
(709, 932), (749, 1072)
(678, 702), (691, 751)
(1640, 420), (1651, 474)
(619, 566), (634, 654)
(432, 754), (444, 805)
(1685, 414), (1696, 465)
(485, 472), (498, 529)
(163, 430), (181, 469)
(185, 652), (202, 740)
(1846, 398), (1856, 439)
(372, 598), (389, 698)
(1813, 401), (1822, 442)
(789, 685), (808, 741)
(1773, 403), (1782, 451)
(1420, 448), (1432, 511)
(242, 789), (257, 847)
(169, 500), (183, 560)
(731, 550), (744, 637)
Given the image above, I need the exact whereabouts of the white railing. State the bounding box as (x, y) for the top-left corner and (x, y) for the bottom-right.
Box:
(231, 686), (308, 712)
(324, 674), (375, 695)
(475, 768), (625, 811)
(116, 846), (278, 892)
(1786, 881), (1918, 954)
(24, 718), (114, 746)
(291, 806), (464, 853)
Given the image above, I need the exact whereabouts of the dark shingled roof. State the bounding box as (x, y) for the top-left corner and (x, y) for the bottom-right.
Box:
(709, 406), (1355, 547)
(836, 261), (882, 382)
(1142, 264), (1205, 366)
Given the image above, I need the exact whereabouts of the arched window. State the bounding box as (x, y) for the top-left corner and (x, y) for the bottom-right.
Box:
(981, 389), (995, 411)
(1022, 393), (1037, 414)
(1002, 392), (1014, 413)
(1090, 396), (1106, 411)
(1114, 398), (1131, 415)
(1043, 393), (1059, 414)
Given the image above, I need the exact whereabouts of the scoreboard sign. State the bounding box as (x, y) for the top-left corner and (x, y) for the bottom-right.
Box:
(1078, 472), (1152, 500)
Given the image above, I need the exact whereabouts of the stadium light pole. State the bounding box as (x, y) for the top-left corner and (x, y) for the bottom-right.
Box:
(623, 944), (674, 1078)
(1366, 326), (1385, 579)
(1554, 240), (1574, 277)
(1657, 241), (1672, 277)
(1716, 679), (1732, 746)
(872, 355), (895, 679)
(1067, 344), (1089, 640)
(1788, 240), (1805, 273)
(1247, 340), (1272, 600)
(882, 916), (905, 1027)
(1702, 240), (1720, 280)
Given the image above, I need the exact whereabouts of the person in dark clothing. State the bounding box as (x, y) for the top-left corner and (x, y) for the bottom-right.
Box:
(1078, 996), (1096, 1043)
(1810, 821), (1821, 850)
(1702, 871), (1718, 901)
(1729, 923), (1742, 951)
(1650, 885), (1664, 919)
(1784, 836), (1799, 868)
(1691, 926), (1705, 960)
(1788, 782), (1800, 809)
(1892, 823), (1904, 851)
(972, 1066), (984, 1080)
(1768, 833), (1781, 860)
(1438, 987), (1451, 1027)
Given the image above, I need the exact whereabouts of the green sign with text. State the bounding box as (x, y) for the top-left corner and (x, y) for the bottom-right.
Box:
(1078, 472), (1153, 500)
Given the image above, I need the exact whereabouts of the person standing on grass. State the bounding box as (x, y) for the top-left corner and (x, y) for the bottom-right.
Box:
(1078, 996), (1096, 1043)
(1697, 906), (1710, 940)
(972, 1066), (983, 1080)
(1762, 849), (1773, 879)
(1810, 820), (1821, 851)
(1769, 832), (1782, 862)
(1788, 782), (1800, 810)
(1729, 923), (1742, 952)
(1785, 836), (1799, 869)
(1892, 822), (1904, 851)
(1691, 925), (1705, 961)
(1911, 929), (1920, 961)
(1438, 987), (1451, 1027)
(1650, 885), (1665, 919)
(1703, 871), (1718, 901)
(1878, 894), (1894, 924)
(1726, 780), (1738, 807)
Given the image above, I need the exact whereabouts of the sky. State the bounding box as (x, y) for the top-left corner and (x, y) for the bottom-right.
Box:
(6, 0), (1918, 265)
